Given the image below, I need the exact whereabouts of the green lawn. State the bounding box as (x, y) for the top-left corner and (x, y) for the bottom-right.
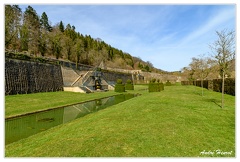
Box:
(5, 85), (235, 157)
(5, 90), (118, 118)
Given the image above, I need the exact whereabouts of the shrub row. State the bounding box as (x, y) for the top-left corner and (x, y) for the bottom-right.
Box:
(114, 79), (134, 92)
(213, 78), (235, 96)
(149, 83), (164, 92)
(181, 81), (194, 85)
(181, 78), (235, 96)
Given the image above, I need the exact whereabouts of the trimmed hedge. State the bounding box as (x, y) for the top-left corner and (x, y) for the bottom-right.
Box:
(125, 84), (134, 90)
(149, 83), (159, 92)
(149, 83), (164, 92)
(195, 80), (209, 89)
(181, 81), (194, 85)
(213, 78), (235, 96)
(182, 78), (235, 96)
(125, 79), (134, 90)
(181, 80), (210, 89)
(114, 79), (125, 92)
(115, 84), (125, 92)
(159, 83), (164, 91)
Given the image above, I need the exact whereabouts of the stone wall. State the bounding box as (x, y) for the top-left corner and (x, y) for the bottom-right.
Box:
(5, 59), (63, 95)
(102, 71), (133, 85)
(106, 67), (179, 84)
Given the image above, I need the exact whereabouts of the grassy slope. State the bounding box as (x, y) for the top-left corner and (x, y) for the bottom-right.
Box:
(5, 85), (235, 157)
(5, 91), (117, 118)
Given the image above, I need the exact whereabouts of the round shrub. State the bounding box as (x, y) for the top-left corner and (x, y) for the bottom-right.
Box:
(117, 79), (122, 84)
(126, 79), (132, 84)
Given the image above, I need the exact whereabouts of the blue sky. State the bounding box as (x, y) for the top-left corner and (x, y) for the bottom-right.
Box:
(18, 4), (236, 71)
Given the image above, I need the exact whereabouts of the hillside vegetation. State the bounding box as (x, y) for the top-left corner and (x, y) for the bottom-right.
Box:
(5, 5), (166, 74)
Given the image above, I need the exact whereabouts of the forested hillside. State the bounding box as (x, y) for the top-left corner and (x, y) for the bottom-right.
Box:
(5, 5), (167, 73)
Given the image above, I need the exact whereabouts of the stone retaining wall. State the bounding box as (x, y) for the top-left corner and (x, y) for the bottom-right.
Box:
(102, 71), (133, 85)
(5, 59), (63, 95)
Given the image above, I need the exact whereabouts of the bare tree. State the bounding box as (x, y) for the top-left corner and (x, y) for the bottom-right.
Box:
(188, 56), (211, 96)
(189, 57), (200, 85)
(181, 66), (193, 82)
(198, 54), (213, 96)
(209, 29), (235, 108)
(5, 5), (22, 50)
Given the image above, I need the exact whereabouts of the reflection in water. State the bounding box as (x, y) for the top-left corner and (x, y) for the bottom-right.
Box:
(5, 94), (137, 145)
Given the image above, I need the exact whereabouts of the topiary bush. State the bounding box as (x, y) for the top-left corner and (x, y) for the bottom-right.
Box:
(165, 80), (171, 86)
(125, 79), (134, 90)
(126, 79), (132, 84)
(151, 78), (156, 83)
(159, 83), (164, 91)
(117, 79), (123, 84)
(148, 79), (165, 92)
(149, 83), (160, 92)
(115, 79), (125, 92)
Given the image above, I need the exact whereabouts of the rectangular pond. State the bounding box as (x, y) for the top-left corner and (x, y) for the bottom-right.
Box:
(5, 93), (138, 145)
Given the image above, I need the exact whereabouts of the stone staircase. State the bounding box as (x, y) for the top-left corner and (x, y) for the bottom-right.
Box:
(61, 66), (111, 93)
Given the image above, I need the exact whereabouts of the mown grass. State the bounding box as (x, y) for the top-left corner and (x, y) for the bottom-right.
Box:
(5, 91), (118, 118)
(5, 85), (235, 157)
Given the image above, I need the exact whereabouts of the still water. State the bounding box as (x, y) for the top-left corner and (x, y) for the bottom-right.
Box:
(5, 93), (137, 145)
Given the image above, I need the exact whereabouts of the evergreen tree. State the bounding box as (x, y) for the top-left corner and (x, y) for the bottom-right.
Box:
(59, 21), (64, 32)
(23, 5), (41, 55)
(40, 12), (52, 32)
(39, 12), (52, 56)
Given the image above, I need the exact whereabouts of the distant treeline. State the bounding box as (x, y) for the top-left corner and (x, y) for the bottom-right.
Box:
(181, 78), (235, 96)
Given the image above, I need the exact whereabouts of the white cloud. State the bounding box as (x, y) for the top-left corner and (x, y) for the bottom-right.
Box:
(146, 6), (236, 71)
(178, 6), (235, 46)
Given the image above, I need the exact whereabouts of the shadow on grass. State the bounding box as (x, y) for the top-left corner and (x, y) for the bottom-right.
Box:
(204, 98), (222, 108)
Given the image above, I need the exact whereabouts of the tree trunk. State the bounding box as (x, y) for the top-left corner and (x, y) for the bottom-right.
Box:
(222, 71), (225, 108)
(76, 61), (78, 69)
(201, 73), (203, 96)
(194, 80), (196, 92)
